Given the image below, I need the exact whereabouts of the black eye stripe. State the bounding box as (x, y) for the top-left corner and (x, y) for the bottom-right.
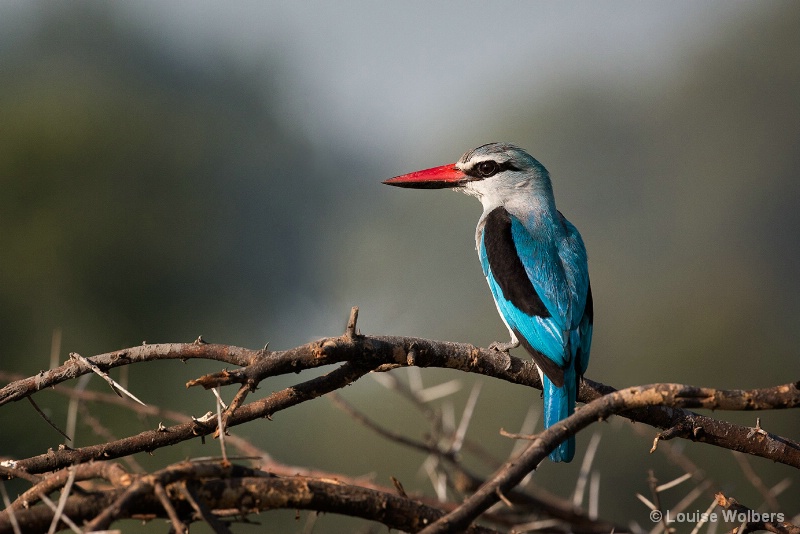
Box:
(464, 160), (519, 179)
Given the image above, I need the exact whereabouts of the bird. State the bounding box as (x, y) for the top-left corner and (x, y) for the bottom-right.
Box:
(383, 142), (592, 462)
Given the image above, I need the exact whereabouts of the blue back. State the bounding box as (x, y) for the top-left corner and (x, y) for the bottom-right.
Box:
(479, 206), (592, 462)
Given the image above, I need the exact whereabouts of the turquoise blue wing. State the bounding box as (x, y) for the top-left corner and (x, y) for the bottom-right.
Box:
(479, 207), (571, 382)
(479, 206), (591, 463)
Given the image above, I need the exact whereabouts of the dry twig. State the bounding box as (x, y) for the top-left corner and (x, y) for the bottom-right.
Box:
(1, 309), (798, 533)
(715, 492), (800, 534)
(418, 383), (800, 533)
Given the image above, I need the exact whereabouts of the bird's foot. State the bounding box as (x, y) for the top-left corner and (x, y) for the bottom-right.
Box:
(488, 340), (517, 371)
(488, 339), (519, 354)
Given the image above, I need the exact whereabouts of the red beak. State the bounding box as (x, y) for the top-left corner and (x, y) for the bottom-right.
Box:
(383, 163), (466, 189)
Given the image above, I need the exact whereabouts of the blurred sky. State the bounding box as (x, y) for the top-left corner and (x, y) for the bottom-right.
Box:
(117, 1), (755, 156)
(2, 2), (754, 152)
(1, 2), (798, 531)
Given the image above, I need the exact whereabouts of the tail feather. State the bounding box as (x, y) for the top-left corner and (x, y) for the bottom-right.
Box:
(543, 371), (576, 462)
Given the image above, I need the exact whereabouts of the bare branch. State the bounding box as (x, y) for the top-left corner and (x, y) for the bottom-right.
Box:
(1, 324), (798, 533)
(715, 492), (800, 534)
(69, 353), (146, 406)
(328, 392), (624, 533)
(328, 393), (449, 459)
(10, 463), (131, 512)
(0, 481), (21, 534)
(2, 461), (502, 534)
(181, 335), (800, 467)
(418, 383), (800, 534)
(0, 343), (261, 407)
(4, 335), (799, 475)
(12, 362), (372, 474)
(153, 482), (185, 534)
(732, 451), (780, 511)
(46, 466), (77, 534)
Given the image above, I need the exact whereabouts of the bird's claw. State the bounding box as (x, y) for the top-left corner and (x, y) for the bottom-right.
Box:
(489, 340), (518, 353)
(489, 341), (516, 371)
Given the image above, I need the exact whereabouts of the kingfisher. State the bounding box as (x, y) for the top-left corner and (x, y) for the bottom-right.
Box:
(383, 142), (592, 462)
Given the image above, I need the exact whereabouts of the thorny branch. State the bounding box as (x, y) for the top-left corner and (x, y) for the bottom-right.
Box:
(1, 461), (500, 534)
(10, 361), (374, 474)
(7, 332), (795, 473)
(1, 307), (798, 532)
(715, 492), (800, 534)
(417, 383), (800, 533)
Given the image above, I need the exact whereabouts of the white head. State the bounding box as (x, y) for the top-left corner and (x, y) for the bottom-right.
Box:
(455, 142), (553, 210)
(384, 142), (555, 214)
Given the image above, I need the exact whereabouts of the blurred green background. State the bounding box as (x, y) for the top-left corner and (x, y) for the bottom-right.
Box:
(1, 1), (798, 532)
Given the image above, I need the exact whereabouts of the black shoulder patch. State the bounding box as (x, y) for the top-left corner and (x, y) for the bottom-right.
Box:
(584, 281), (593, 323)
(556, 210), (569, 232)
(483, 207), (550, 318)
(513, 328), (565, 387)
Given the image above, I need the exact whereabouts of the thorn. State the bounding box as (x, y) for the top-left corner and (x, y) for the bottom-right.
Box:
(211, 387), (229, 410)
(157, 422), (167, 432)
(345, 306), (360, 338)
(406, 344), (417, 366)
(263, 341), (270, 351)
(71, 352), (147, 406)
(194, 335), (208, 345)
(195, 412), (215, 423)
(755, 417), (768, 435)
(499, 428), (536, 440)
(747, 417), (769, 439)
(390, 476), (408, 498)
(27, 396), (71, 441)
(655, 472), (693, 493)
(495, 487), (513, 508)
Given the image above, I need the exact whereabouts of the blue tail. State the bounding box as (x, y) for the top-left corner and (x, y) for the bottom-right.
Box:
(543, 370), (576, 462)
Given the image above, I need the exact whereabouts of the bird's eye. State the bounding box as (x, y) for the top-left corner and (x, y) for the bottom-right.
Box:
(476, 160), (499, 177)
